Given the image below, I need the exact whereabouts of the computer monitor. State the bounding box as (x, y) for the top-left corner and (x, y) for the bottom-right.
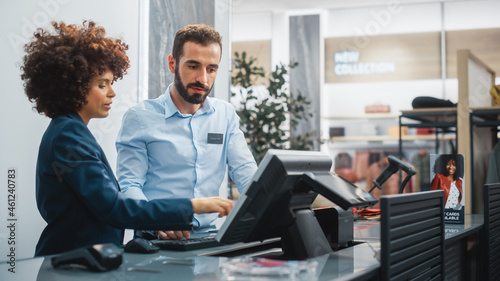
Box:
(216, 149), (377, 260)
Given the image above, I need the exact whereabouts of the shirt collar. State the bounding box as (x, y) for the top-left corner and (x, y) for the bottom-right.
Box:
(162, 83), (215, 118)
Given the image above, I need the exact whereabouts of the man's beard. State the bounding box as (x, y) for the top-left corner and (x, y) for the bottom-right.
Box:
(174, 67), (212, 104)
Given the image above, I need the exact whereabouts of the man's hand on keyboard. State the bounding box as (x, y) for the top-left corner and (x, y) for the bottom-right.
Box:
(191, 197), (234, 218)
(155, 230), (190, 240)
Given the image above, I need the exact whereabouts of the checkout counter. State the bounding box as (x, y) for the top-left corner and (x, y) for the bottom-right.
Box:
(1, 214), (483, 281)
(1, 151), (487, 280)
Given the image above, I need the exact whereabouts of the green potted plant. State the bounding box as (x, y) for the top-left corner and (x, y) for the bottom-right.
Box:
(231, 51), (315, 164)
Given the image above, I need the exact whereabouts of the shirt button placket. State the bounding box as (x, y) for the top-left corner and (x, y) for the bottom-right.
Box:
(191, 116), (200, 197)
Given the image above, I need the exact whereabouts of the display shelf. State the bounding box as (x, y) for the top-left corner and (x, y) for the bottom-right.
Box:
(399, 108), (457, 128)
(470, 107), (500, 127)
(324, 135), (455, 151)
(321, 113), (453, 158)
(398, 106), (499, 213)
(322, 113), (399, 120)
(322, 113), (400, 140)
(327, 134), (455, 142)
(398, 108), (459, 156)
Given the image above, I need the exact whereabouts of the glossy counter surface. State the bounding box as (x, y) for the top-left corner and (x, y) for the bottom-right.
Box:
(1, 214), (483, 281)
(1, 241), (381, 281)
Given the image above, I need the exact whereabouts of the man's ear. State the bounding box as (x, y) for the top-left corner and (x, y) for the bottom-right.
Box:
(168, 54), (175, 74)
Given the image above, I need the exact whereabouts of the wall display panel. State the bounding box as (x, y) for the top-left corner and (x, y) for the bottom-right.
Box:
(149, 0), (215, 99)
(325, 32), (441, 83)
(290, 14), (321, 151)
(446, 28), (500, 79)
(1, 0), (142, 262)
(231, 40), (271, 86)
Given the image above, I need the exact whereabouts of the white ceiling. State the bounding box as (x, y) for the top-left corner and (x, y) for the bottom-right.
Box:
(231, 0), (467, 14)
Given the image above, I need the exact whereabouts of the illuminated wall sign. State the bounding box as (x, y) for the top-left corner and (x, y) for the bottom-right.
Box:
(325, 32), (441, 83)
(334, 51), (395, 76)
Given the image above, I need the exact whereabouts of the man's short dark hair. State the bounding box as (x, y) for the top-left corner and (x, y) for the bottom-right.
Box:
(172, 24), (222, 62)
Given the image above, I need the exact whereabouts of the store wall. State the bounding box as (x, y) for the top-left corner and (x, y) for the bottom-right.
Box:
(231, 0), (500, 142)
(0, 0), (232, 264)
(0, 0), (141, 262)
(323, 1), (496, 117)
(444, 0), (500, 31)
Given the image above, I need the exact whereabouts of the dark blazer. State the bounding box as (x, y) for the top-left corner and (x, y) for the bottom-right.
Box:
(35, 113), (193, 256)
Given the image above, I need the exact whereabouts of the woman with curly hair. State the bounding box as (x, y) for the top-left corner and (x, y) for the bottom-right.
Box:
(430, 154), (464, 210)
(21, 21), (233, 257)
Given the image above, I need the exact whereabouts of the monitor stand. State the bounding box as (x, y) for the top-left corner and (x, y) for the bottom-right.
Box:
(280, 209), (333, 260)
(207, 207), (355, 261)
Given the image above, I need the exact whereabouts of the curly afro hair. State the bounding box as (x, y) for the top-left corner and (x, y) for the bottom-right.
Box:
(433, 154), (464, 181)
(21, 20), (130, 118)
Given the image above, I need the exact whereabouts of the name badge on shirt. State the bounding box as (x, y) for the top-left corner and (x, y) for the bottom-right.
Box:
(207, 133), (223, 144)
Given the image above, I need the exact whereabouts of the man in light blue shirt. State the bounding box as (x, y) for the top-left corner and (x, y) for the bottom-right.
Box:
(116, 24), (257, 239)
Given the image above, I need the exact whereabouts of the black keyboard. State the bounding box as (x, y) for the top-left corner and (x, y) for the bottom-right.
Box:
(151, 235), (222, 251)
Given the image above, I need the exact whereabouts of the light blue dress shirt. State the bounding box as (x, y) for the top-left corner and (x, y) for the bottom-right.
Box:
(116, 84), (257, 230)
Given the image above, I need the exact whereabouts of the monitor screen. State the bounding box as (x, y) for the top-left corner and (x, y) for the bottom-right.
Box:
(216, 149), (377, 259)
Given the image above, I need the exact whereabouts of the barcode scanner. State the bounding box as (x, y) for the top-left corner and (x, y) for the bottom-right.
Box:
(51, 243), (123, 272)
(369, 155), (417, 194)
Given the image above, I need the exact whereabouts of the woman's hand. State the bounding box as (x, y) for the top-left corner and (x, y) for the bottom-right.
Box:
(191, 197), (234, 218)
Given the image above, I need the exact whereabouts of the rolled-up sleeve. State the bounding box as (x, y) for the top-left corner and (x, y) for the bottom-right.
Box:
(226, 108), (258, 193)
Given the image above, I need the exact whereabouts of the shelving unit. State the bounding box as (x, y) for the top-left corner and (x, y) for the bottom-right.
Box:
(398, 107), (458, 156)
(321, 113), (452, 200)
(323, 113), (453, 157)
(325, 134), (455, 151)
(397, 106), (500, 213)
(322, 113), (397, 120)
(394, 50), (497, 214)
(322, 113), (399, 155)
(322, 113), (399, 144)
(330, 134), (454, 142)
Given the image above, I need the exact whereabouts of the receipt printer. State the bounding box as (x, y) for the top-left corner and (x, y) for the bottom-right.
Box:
(314, 206), (354, 250)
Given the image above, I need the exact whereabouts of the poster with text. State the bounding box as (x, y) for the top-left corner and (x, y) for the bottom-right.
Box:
(430, 154), (465, 224)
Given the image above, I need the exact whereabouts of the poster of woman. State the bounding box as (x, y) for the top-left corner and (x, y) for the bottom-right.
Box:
(430, 154), (465, 224)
